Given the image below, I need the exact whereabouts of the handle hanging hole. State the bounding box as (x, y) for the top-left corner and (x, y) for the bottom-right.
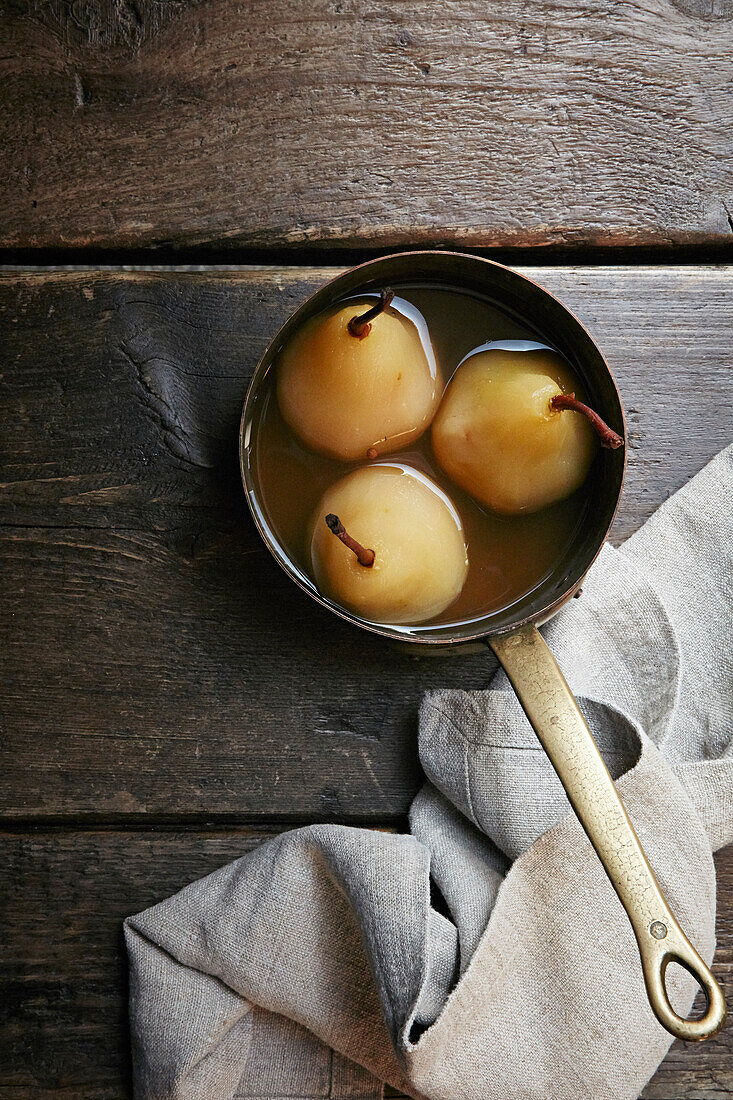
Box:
(663, 957), (711, 1019)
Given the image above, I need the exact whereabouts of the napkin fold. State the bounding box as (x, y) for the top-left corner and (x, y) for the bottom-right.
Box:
(126, 445), (732, 1100)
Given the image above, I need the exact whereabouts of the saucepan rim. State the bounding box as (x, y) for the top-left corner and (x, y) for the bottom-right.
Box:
(238, 250), (626, 646)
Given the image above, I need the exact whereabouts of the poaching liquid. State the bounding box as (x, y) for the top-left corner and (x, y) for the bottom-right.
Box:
(249, 284), (592, 630)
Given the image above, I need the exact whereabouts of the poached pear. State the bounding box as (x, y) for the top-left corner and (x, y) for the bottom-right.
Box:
(432, 347), (623, 515)
(310, 464), (468, 625)
(277, 291), (441, 462)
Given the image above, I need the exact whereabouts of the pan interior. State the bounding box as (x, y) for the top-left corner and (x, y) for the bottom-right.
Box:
(240, 253), (625, 645)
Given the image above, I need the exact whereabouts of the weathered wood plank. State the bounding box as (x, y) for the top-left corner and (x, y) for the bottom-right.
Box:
(1, 831), (730, 1097)
(1, 267), (730, 538)
(0, 520), (430, 819)
(1, 1), (731, 251)
(0, 266), (730, 820)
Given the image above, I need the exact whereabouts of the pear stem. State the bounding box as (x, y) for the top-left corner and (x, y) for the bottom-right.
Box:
(347, 289), (394, 339)
(325, 514), (375, 567)
(550, 393), (624, 450)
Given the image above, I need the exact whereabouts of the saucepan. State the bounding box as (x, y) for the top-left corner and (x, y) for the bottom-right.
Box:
(238, 250), (726, 1041)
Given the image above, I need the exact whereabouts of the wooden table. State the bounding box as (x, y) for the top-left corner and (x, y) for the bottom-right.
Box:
(1, 3), (731, 1098)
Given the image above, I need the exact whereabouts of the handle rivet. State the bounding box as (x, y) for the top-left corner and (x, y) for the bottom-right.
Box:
(650, 921), (668, 940)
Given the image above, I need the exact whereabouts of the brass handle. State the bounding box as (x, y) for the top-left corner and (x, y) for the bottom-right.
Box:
(490, 623), (727, 1042)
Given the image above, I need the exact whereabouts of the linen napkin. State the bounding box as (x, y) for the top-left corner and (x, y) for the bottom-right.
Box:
(126, 445), (732, 1100)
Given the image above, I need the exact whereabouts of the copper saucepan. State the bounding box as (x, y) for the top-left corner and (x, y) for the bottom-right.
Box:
(239, 250), (726, 1041)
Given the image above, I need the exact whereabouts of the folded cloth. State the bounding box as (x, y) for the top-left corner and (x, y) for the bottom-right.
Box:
(126, 445), (732, 1100)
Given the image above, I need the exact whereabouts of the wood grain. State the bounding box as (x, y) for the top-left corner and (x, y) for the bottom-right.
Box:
(1, 830), (730, 1097)
(1, 266), (730, 821)
(1, 1), (731, 251)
